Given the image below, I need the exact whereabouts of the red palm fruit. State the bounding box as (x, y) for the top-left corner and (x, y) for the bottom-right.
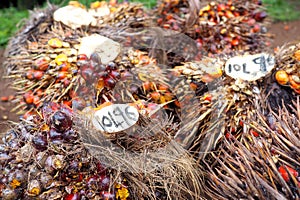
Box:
(254, 11), (267, 21)
(201, 74), (214, 83)
(34, 57), (49, 71)
(63, 129), (77, 142)
(32, 135), (48, 151)
(23, 91), (34, 104)
(217, 3), (226, 11)
(23, 111), (35, 120)
(42, 102), (60, 122)
(233, 11), (240, 17)
(174, 100), (181, 107)
(142, 81), (152, 92)
(48, 38), (63, 48)
(95, 78), (105, 90)
(90, 52), (101, 64)
(294, 88), (300, 94)
(80, 67), (94, 81)
(231, 38), (239, 46)
(50, 111), (72, 132)
(247, 18), (256, 25)
(63, 100), (72, 107)
(63, 78), (71, 87)
(36, 89), (44, 97)
(59, 62), (70, 71)
(203, 93), (212, 101)
(278, 165), (298, 182)
(164, 92), (174, 102)
(225, 10), (234, 18)
(225, 132), (233, 140)
(1, 96), (9, 102)
(57, 71), (68, 80)
(252, 24), (260, 33)
(104, 78), (116, 88)
(64, 193), (80, 200)
(249, 129), (259, 137)
(150, 91), (161, 102)
(189, 82), (198, 91)
(25, 69), (35, 80)
(101, 191), (115, 200)
(158, 84), (169, 92)
(69, 90), (77, 98)
(33, 96), (40, 106)
(49, 128), (63, 141)
(77, 54), (88, 61)
(99, 174), (110, 190)
(275, 70), (289, 86)
(106, 62), (117, 71)
(33, 70), (44, 80)
(110, 70), (121, 79)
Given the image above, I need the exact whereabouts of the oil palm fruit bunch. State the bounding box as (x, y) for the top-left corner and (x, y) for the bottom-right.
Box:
(155, 0), (270, 60)
(273, 43), (300, 95)
(3, 0), (152, 116)
(0, 102), (131, 200)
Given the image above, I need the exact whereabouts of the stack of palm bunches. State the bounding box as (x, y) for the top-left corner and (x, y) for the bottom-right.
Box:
(155, 0), (270, 61)
(3, 1), (300, 200)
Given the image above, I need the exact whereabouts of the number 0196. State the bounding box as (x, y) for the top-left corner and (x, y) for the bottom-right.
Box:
(92, 104), (139, 133)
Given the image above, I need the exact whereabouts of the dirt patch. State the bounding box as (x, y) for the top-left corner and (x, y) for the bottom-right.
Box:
(0, 49), (19, 133)
(269, 20), (300, 48)
(0, 19), (300, 133)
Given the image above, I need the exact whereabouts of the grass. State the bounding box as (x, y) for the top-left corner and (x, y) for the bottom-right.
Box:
(0, 7), (28, 46)
(262, 0), (300, 21)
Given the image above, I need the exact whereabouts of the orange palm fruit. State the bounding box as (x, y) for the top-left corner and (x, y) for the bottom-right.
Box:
(275, 70), (289, 85)
(294, 50), (300, 61)
(289, 75), (300, 90)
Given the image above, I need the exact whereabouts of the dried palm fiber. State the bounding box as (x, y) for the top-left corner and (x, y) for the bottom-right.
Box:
(155, 0), (271, 62)
(199, 91), (300, 199)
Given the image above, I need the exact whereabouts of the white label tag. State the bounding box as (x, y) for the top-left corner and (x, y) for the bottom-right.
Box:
(225, 53), (275, 81)
(79, 34), (121, 64)
(92, 104), (139, 133)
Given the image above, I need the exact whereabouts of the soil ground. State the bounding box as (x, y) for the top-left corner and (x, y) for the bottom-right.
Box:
(1, 20), (300, 133)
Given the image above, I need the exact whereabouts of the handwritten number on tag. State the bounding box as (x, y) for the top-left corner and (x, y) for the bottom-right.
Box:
(228, 63), (250, 74)
(94, 105), (139, 132)
(253, 55), (267, 72)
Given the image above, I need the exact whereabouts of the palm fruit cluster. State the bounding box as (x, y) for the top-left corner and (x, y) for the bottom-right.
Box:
(0, 102), (130, 200)
(156, 0), (270, 59)
(274, 43), (300, 94)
